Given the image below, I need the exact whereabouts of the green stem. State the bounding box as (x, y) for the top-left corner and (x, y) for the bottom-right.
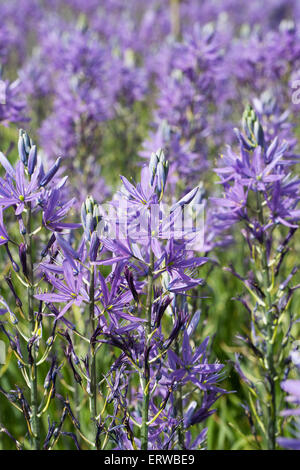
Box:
(175, 338), (184, 449)
(73, 333), (81, 425)
(262, 250), (276, 450)
(256, 191), (276, 450)
(26, 205), (40, 450)
(174, 294), (185, 449)
(141, 249), (154, 450)
(89, 264), (98, 449)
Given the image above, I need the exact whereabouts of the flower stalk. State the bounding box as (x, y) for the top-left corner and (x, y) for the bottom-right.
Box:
(89, 264), (98, 449)
(25, 203), (40, 450)
(256, 191), (277, 450)
(141, 248), (154, 450)
(175, 336), (185, 449)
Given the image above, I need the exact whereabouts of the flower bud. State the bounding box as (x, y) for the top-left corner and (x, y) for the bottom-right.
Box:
(18, 130), (28, 165)
(149, 151), (159, 185)
(242, 105), (264, 148)
(81, 196), (102, 240)
(18, 129), (33, 166)
(5, 245), (19, 272)
(149, 148), (169, 199)
(156, 159), (169, 195)
(89, 231), (100, 261)
(124, 265), (139, 303)
(40, 157), (61, 187)
(18, 243), (28, 278)
(27, 145), (37, 175)
(41, 233), (56, 258)
(184, 401), (197, 427)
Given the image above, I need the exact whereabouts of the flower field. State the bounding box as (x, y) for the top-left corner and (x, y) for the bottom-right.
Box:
(0, 0), (300, 451)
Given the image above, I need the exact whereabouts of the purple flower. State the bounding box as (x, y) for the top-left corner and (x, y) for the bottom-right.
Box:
(0, 77), (27, 125)
(167, 333), (224, 391)
(35, 260), (88, 319)
(215, 136), (288, 190)
(161, 238), (209, 293)
(42, 189), (81, 232)
(0, 162), (40, 215)
(120, 166), (157, 210)
(97, 263), (144, 327)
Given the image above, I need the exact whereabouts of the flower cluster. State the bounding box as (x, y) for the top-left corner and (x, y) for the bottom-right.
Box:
(0, 136), (225, 450)
(213, 108), (300, 449)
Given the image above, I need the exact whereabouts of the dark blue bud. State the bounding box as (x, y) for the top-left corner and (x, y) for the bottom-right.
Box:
(19, 243), (27, 278)
(89, 231), (100, 261)
(27, 145), (37, 175)
(40, 157), (61, 187)
(41, 233), (56, 258)
(5, 245), (19, 272)
(23, 131), (31, 154)
(18, 130), (28, 164)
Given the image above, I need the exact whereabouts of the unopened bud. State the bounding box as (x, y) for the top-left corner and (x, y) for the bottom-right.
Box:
(40, 157), (61, 187)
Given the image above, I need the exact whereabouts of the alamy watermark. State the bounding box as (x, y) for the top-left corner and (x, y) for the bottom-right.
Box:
(0, 340), (5, 364)
(0, 80), (6, 105)
(292, 80), (300, 104)
(96, 201), (205, 251)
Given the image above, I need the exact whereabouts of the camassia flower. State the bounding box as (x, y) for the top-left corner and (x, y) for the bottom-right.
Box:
(213, 109), (300, 234)
(97, 263), (145, 326)
(210, 181), (248, 229)
(265, 179), (300, 228)
(42, 189), (81, 232)
(167, 332), (224, 391)
(159, 238), (209, 293)
(120, 166), (157, 210)
(215, 136), (288, 190)
(0, 161), (40, 215)
(35, 260), (88, 319)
